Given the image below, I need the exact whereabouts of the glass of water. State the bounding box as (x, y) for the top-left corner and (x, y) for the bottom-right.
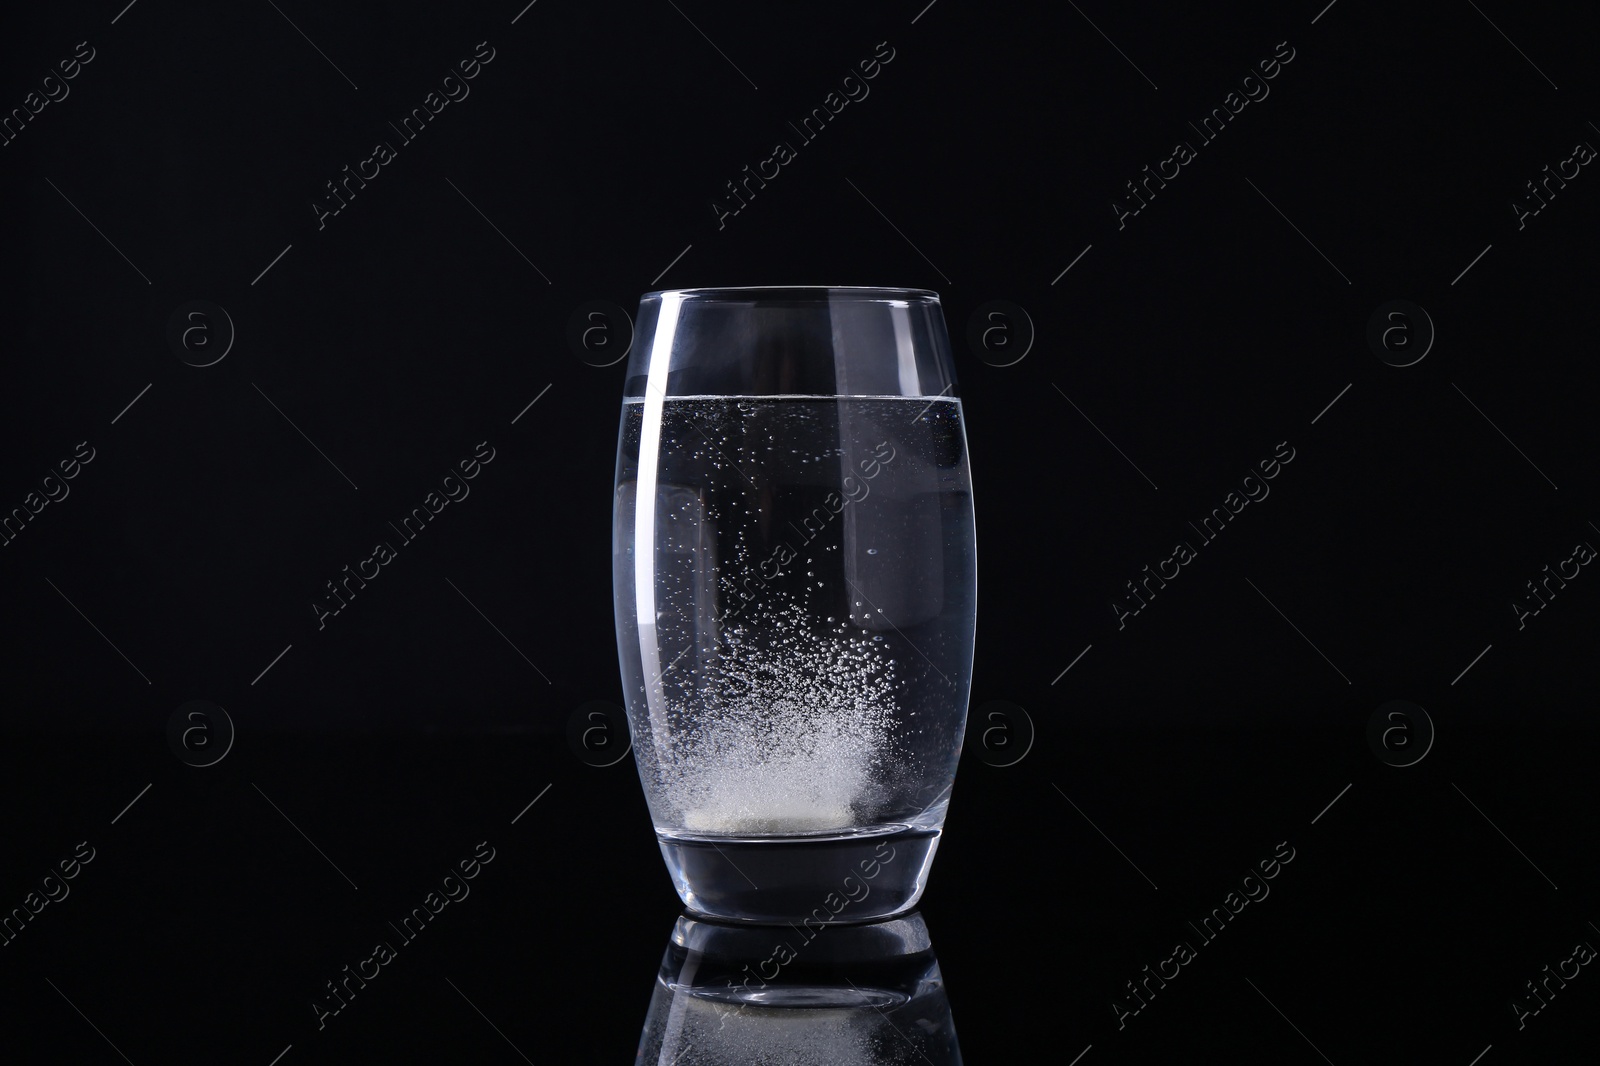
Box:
(612, 287), (976, 923)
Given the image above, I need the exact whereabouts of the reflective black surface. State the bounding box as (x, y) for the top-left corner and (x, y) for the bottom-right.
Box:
(3, 0), (1598, 1062)
(637, 911), (961, 1063)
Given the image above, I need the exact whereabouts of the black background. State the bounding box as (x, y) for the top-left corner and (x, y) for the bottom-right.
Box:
(2, 0), (1598, 1061)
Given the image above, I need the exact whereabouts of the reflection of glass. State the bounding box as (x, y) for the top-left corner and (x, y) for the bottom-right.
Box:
(612, 287), (977, 923)
(636, 910), (963, 1065)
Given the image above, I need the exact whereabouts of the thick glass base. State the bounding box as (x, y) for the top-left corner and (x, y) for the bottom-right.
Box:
(658, 826), (940, 924)
(636, 911), (964, 1063)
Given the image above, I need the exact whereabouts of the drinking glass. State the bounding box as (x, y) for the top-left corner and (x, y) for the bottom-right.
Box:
(612, 286), (976, 923)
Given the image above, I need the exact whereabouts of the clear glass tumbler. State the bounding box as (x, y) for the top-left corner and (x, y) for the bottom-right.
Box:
(612, 286), (976, 923)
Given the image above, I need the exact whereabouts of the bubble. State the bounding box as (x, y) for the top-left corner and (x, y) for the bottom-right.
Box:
(652, 591), (902, 835)
(867, 548), (878, 555)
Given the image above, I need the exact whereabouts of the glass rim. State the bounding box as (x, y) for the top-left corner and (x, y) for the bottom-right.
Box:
(641, 285), (941, 303)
